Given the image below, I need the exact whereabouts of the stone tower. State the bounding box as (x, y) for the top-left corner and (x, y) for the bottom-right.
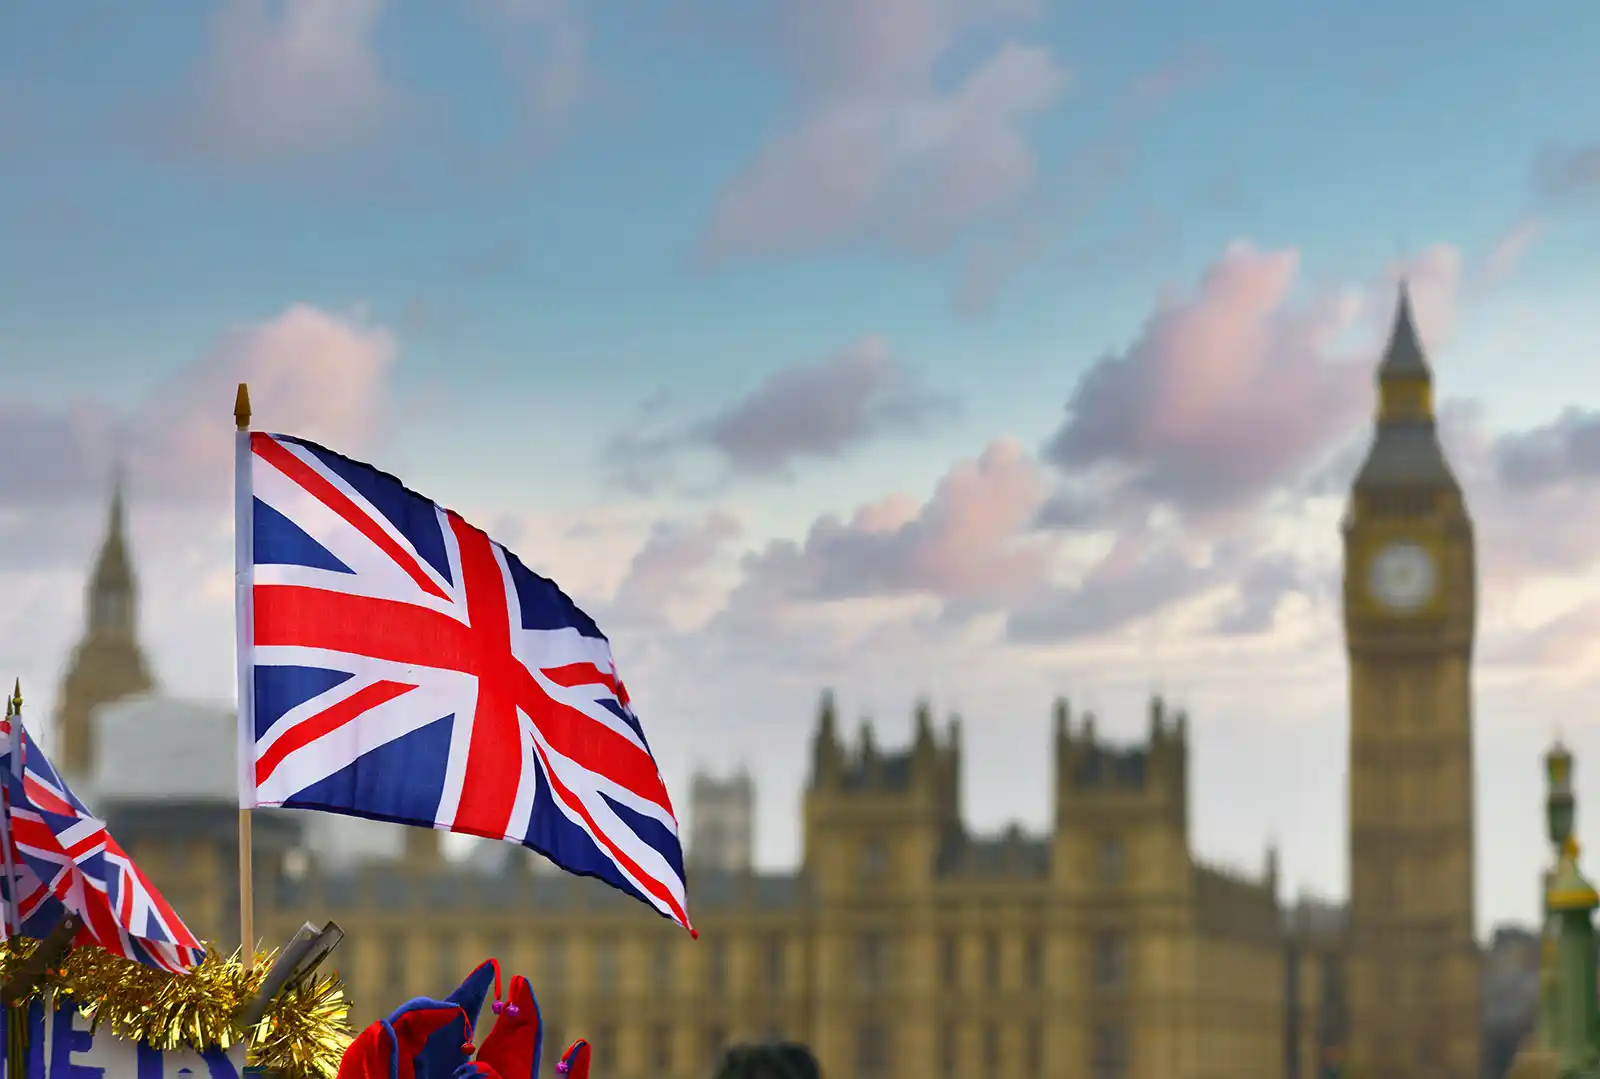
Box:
(54, 478), (156, 780)
(801, 692), (961, 1077)
(1341, 286), (1480, 1079)
(688, 770), (756, 874)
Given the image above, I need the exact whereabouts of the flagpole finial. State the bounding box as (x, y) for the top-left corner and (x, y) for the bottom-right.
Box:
(9, 679), (19, 714)
(234, 383), (252, 432)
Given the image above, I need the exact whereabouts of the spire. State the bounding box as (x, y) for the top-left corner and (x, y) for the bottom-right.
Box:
(54, 474), (155, 781)
(1351, 282), (1456, 491)
(1378, 281), (1432, 381)
(810, 690), (844, 789)
(88, 471), (135, 636)
(914, 699), (934, 745)
(817, 690), (838, 739)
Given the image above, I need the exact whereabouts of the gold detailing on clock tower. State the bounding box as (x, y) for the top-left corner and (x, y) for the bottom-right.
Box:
(54, 475), (156, 780)
(1341, 285), (1480, 1079)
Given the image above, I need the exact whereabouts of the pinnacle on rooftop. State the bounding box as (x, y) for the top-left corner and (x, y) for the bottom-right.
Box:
(1378, 282), (1432, 380)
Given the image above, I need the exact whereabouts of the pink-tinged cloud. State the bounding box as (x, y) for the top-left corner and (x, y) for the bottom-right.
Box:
(703, 0), (1064, 258)
(610, 513), (743, 622)
(1044, 243), (1361, 515)
(0, 305), (397, 509)
(175, 0), (393, 161)
(731, 438), (1054, 610)
(136, 304), (398, 498)
(1472, 218), (1545, 295)
(1042, 241), (1464, 520)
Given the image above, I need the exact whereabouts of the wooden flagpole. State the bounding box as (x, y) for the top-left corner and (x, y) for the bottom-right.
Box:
(0, 680), (21, 939)
(235, 384), (256, 971)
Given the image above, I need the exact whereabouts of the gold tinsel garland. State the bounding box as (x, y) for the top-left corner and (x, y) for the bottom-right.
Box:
(0, 937), (354, 1079)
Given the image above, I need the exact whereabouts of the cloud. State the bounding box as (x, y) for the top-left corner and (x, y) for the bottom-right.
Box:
(1041, 242), (1463, 523)
(610, 513), (743, 623)
(702, 0), (1066, 258)
(768, 0), (1044, 96)
(1472, 218), (1545, 295)
(1483, 602), (1600, 672)
(730, 439), (1054, 612)
(0, 305), (397, 509)
(1494, 408), (1600, 489)
(602, 336), (953, 490)
(1211, 551), (1320, 636)
(0, 401), (120, 506)
(1006, 532), (1220, 643)
(0, 301), (397, 742)
(695, 235), (1578, 655)
(954, 46), (1226, 315)
(1119, 44), (1225, 119)
(139, 304), (396, 501)
(690, 240), (1496, 650)
(1446, 405), (1600, 581)
(1043, 244), (1362, 518)
(474, 0), (590, 144)
(954, 133), (1133, 315)
(1532, 142), (1600, 207)
(696, 337), (951, 477)
(168, 0), (395, 163)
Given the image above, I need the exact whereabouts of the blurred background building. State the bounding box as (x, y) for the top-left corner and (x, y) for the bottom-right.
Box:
(35, 292), (1551, 1078)
(687, 771), (755, 876)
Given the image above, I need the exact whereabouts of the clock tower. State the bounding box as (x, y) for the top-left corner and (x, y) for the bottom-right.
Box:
(1342, 285), (1480, 1079)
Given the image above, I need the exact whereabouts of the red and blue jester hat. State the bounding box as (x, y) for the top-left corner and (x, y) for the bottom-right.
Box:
(337, 959), (594, 1079)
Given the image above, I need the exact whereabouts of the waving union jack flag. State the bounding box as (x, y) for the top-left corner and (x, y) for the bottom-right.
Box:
(238, 432), (693, 933)
(0, 712), (204, 972)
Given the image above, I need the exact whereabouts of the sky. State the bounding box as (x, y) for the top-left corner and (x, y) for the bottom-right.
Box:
(2, 0), (1600, 940)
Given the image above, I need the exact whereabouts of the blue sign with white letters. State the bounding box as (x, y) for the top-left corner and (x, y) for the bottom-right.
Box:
(0, 997), (245, 1079)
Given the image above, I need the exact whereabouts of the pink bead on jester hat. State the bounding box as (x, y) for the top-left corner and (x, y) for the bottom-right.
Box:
(337, 959), (593, 1079)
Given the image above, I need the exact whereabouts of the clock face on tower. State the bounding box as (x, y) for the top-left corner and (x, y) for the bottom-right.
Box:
(1367, 541), (1437, 613)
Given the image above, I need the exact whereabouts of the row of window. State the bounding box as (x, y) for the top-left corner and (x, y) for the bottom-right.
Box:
(589, 1023), (734, 1074)
(590, 1021), (1129, 1079)
(857, 836), (1128, 884)
(883, 1020), (1127, 1079)
(354, 933), (760, 996)
(343, 929), (1132, 1000)
(935, 930), (1129, 991)
(540, 1021), (1129, 1079)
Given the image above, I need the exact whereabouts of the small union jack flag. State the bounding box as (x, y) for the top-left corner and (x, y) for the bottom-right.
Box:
(238, 432), (693, 934)
(0, 714), (204, 973)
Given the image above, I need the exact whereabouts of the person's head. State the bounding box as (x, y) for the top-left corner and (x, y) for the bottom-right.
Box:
(710, 1043), (821, 1079)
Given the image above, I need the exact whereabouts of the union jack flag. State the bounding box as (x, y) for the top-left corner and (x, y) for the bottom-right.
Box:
(0, 715), (204, 972)
(238, 432), (693, 933)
